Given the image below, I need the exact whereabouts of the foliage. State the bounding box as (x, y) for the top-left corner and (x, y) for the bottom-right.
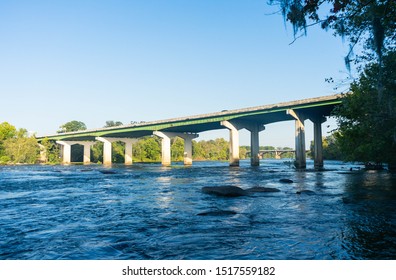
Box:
(2, 128), (39, 164)
(0, 122), (17, 158)
(104, 120), (123, 128)
(133, 136), (162, 162)
(270, 0), (396, 68)
(40, 137), (61, 164)
(192, 138), (229, 161)
(334, 51), (396, 167)
(57, 120), (87, 133)
(310, 134), (343, 160)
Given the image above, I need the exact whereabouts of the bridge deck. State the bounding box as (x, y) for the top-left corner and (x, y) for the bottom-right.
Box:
(37, 94), (343, 141)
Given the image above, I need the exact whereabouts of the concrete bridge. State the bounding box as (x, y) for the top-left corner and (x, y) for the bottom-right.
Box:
(36, 94), (343, 169)
(247, 149), (310, 160)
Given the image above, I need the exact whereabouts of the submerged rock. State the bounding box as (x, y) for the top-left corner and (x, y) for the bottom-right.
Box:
(201, 186), (247, 197)
(246, 187), (281, 193)
(99, 170), (117, 174)
(197, 210), (237, 216)
(279, 179), (293, 183)
(296, 190), (316, 195)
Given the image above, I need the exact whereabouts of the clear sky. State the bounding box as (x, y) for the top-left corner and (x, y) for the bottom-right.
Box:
(0, 0), (349, 147)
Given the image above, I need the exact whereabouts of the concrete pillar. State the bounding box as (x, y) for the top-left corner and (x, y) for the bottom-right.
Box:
(287, 109), (306, 169)
(154, 131), (199, 166)
(247, 124), (265, 166)
(56, 141), (72, 165)
(153, 131), (171, 166)
(123, 139), (138, 165)
(96, 137), (137, 165)
(312, 117), (326, 170)
(221, 121), (240, 166)
(82, 142), (96, 164)
(96, 137), (113, 166)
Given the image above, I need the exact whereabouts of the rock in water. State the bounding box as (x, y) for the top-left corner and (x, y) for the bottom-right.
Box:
(279, 179), (293, 183)
(246, 187), (281, 193)
(201, 186), (247, 197)
(296, 190), (316, 195)
(197, 210), (237, 216)
(99, 170), (117, 174)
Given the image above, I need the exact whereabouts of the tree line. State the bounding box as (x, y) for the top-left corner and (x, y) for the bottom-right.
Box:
(1, 120), (298, 165)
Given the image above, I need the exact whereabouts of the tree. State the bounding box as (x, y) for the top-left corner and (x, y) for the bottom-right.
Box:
(334, 51), (396, 168)
(270, 0), (396, 67)
(104, 120), (123, 128)
(310, 134), (343, 160)
(3, 128), (39, 164)
(40, 137), (61, 164)
(0, 122), (17, 159)
(57, 120), (87, 133)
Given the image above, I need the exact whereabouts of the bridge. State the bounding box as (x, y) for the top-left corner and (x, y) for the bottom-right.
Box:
(37, 94), (343, 169)
(247, 149), (310, 160)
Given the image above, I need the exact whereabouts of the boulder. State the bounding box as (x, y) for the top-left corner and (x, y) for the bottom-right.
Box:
(246, 187), (281, 193)
(279, 179), (293, 183)
(197, 210), (237, 216)
(296, 190), (316, 195)
(201, 186), (247, 197)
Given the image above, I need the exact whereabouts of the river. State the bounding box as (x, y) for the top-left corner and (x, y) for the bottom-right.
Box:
(0, 160), (395, 260)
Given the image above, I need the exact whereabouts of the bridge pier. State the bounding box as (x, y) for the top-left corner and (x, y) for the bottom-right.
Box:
(287, 109), (306, 169)
(56, 141), (95, 164)
(312, 116), (327, 170)
(154, 132), (199, 166)
(221, 121), (240, 166)
(96, 137), (138, 165)
(221, 120), (265, 167)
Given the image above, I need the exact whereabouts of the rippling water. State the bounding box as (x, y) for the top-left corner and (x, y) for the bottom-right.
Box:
(1, 160), (395, 260)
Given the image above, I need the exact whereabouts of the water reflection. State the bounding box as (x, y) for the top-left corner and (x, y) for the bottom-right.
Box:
(342, 171), (396, 259)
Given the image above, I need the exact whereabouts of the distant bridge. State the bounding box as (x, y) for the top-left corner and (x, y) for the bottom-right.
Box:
(247, 149), (310, 159)
(37, 94), (343, 169)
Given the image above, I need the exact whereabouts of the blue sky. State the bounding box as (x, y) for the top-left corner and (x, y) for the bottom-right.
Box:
(0, 0), (349, 147)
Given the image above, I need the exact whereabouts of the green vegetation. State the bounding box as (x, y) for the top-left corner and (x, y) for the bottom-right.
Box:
(272, 0), (396, 169)
(310, 134), (343, 161)
(0, 122), (39, 165)
(57, 120), (87, 133)
(334, 51), (396, 168)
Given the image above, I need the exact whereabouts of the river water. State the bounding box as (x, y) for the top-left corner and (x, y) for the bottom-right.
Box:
(0, 160), (395, 260)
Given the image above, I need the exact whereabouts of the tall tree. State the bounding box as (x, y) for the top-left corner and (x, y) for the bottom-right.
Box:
(104, 120), (123, 128)
(270, 0), (396, 68)
(3, 128), (39, 164)
(334, 51), (396, 168)
(57, 120), (87, 133)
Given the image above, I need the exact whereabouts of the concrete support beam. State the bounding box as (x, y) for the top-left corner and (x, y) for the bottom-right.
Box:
(153, 132), (171, 166)
(221, 120), (265, 166)
(96, 137), (112, 165)
(57, 141), (95, 165)
(154, 132), (199, 166)
(82, 142), (96, 164)
(56, 141), (74, 165)
(244, 123), (265, 166)
(221, 121), (240, 166)
(96, 137), (137, 165)
(287, 109), (306, 169)
(312, 117), (327, 170)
